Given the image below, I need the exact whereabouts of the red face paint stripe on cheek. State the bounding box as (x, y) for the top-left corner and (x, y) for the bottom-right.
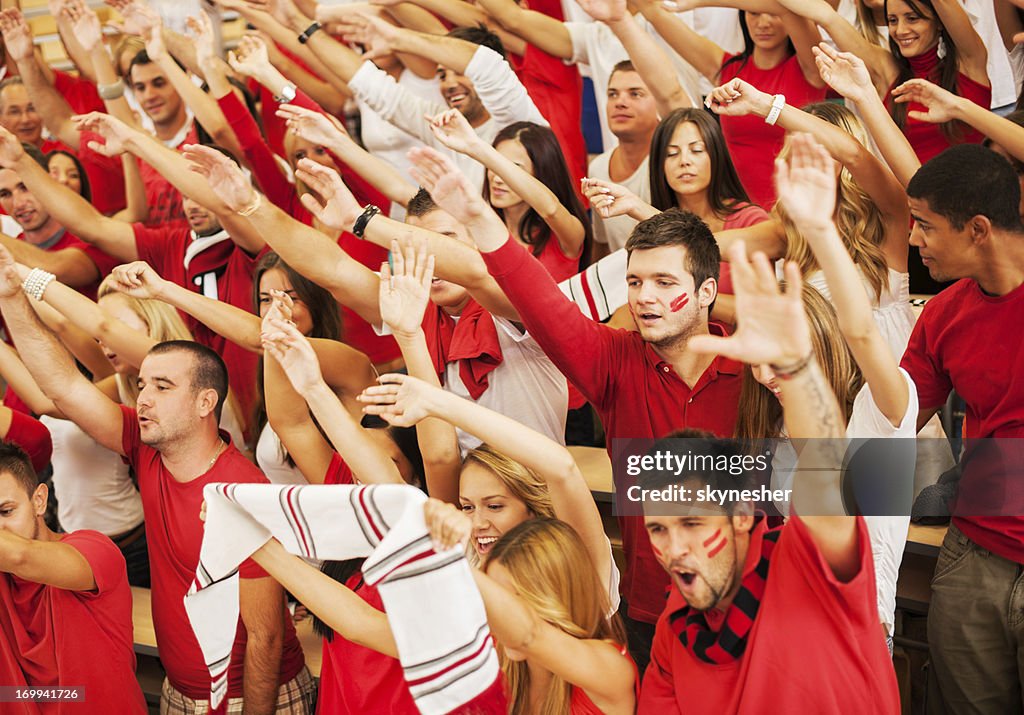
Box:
(707, 535), (728, 559)
(670, 293), (690, 312)
(701, 528), (721, 548)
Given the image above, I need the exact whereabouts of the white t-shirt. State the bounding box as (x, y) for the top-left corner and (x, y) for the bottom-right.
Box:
(255, 424), (309, 485)
(42, 416), (144, 536)
(588, 152), (650, 252)
(964, 0), (1016, 108)
(443, 315), (568, 453)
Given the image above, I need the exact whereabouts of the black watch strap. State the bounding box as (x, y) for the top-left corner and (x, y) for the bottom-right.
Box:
(298, 21), (322, 44)
(352, 205), (381, 238)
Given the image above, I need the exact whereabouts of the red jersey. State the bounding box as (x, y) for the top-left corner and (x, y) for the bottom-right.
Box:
(132, 222), (261, 423)
(510, 44), (587, 185)
(0, 530), (146, 714)
(885, 47), (991, 165)
(4, 411), (52, 472)
(119, 405), (305, 698)
(639, 516), (900, 714)
(900, 277), (1024, 562)
(138, 123), (197, 227)
(718, 54), (826, 209)
(482, 238), (742, 623)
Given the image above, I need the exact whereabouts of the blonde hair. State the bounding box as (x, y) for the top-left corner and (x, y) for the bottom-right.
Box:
(485, 518), (627, 715)
(112, 36), (146, 78)
(773, 103), (890, 302)
(855, 0), (885, 47)
(97, 279), (194, 406)
(736, 283), (862, 440)
(463, 445), (555, 519)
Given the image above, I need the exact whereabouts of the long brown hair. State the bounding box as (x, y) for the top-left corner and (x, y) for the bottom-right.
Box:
(485, 518), (627, 715)
(735, 284), (861, 440)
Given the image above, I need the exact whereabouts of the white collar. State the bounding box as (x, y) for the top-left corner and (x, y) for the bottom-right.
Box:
(183, 228), (232, 269)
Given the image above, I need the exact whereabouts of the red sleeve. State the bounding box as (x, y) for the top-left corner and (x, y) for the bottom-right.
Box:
(61, 530), (127, 597)
(724, 203), (771, 229)
(324, 451), (354, 485)
(75, 131), (127, 216)
(52, 70), (105, 114)
(638, 620), (681, 712)
(131, 223), (177, 276)
(481, 237), (616, 406)
(217, 92), (297, 212)
(119, 404), (141, 463)
(58, 232), (121, 278)
(4, 411), (52, 473)
(899, 306), (952, 411)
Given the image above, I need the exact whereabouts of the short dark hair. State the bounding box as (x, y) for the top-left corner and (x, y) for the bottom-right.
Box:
(46, 149), (92, 201)
(0, 441), (39, 497)
(638, 429), (755, 515)
(405, 188), (440, 218)
(446, 25), (506, 61)
(907, 144), (1024, 232)
(127, 49), (186, 84)
(148, 341), (229, 421)
(609, 59), (636, 79)
(625, 207), (721, 287)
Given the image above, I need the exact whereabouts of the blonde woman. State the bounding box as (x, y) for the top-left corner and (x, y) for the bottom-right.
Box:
(708, 77), (914, 356)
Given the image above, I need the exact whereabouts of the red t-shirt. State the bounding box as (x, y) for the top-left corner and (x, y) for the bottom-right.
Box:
(72, 130), (129, 216)
(138, 124), (198, 227)
(900, 278), (1024, 562)
(132, 223), (262, 423)
(52, 71), (105, 115)
(4, 411), (52, 473)
(119, 405), (305, 698)
(718, 54), (826, 209)
(510, 44), (587, 185)
(718, 203), (772, 296)
(0, 530), (146, 714)
(640, 516), (900, 714)
(483, 238), (742, 623)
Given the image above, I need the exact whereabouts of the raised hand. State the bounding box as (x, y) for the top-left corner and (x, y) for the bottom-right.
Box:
(263, 288), (295, 325)
(62, 0), (103, 53)
(357, 373), (443, 427)
(0, 244), (22, 299)
(187, 12), (218, 70)
(426, 109), (485, 157)
(891, 78), (961, 124)
(576, 0), (626, 23)
(688, 241), (811, 368)
(423, 497), (472, 552)
(126, 2), (165, 61)
(407, 146), (490, 224)
(0, 9), (35, 63)
(0, 126), (26, 168)
(72, 112), (136, 157)
(227, 34), (272, 79)
(261, 317), (325, 396)
(379, 239), (434, 340)
(774, 133), (837, 233)
(705, 78), (773, 118)
(581, 177), (647, 219)
(276, 104), (349, 149)
(812, 43), (873, 104)
(109, 261), (168, 300)
(182, 144), (257, 212)
(293, 158), (362, 231)
(245, 0), (301, 28)
(336, 13), (400, 61)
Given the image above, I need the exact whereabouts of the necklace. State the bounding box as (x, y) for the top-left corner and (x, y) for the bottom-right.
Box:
(205, 440), (226, 473)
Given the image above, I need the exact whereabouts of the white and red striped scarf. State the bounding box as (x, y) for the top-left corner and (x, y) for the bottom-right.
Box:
(183, 483), (502, 714)
(558, 248), (627, 323)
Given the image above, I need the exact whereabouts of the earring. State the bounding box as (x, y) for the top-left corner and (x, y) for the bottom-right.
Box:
(937, 35), (947, 60)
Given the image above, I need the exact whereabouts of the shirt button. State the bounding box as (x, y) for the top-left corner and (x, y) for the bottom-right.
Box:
(663, 366), (670, 372)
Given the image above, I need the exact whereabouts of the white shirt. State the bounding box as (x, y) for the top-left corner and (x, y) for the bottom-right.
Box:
(348, 47), (548, 188)
(255, 424), (309, 485)
(964, 0), (1016, 108)
(356, 68), (445, 222)
(587, 152), (649, 252)
(442, 315), (568, 454)
(42, 416), (144, 535)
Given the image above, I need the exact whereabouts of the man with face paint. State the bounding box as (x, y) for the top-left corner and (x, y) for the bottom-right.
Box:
(637, 242), (899, 713)
(0, 441), (147, 713)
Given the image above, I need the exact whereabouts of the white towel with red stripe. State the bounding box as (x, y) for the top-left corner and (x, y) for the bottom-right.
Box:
(558, 248), (627, 322)
(183, 482), (502, 714)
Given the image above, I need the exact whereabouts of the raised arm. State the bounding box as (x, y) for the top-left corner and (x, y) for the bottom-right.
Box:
(473, 0), (573, 59)
(184, 144), (383, 324)
(776, 133), (909, 425)
(0, 341), (60, 417)
(263, 315), (404, 485)
(374, 240), (461, 504)
(930, 0), (989, 83)
(634, 0), (725, 81)
(0, 247), (125, 454)
(423, 500), (635, 710)
(815, 44), (921, 187)
(428, 109), (585, 259)
(688, 240), (856, 577)
(0, 529), (99, 591)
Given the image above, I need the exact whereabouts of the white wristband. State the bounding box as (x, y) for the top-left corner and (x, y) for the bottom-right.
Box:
(765, 94), (786, 126)
(22, 267), (56, 301)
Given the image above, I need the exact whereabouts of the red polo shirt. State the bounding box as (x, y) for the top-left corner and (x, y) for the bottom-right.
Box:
(482, 238), (742, 622)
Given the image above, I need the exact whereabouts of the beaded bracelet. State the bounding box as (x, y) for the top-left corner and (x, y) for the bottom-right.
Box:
(22, 267), (56, 301)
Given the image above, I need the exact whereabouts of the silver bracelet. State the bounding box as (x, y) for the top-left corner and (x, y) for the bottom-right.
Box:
(97, 79), (126, 101)
(22, 267), (56, 301)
